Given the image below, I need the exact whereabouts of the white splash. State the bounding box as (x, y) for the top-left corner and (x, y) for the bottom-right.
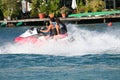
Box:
(0, 24), (120, 56)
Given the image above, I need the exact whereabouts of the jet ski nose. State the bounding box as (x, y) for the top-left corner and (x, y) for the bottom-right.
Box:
(14, 37), (23, 42)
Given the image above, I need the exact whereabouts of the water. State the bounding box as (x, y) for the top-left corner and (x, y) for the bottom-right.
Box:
(0, 22), (120, 80)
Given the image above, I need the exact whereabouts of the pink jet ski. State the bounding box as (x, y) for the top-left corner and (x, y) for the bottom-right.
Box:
(14, 27), (70, 45)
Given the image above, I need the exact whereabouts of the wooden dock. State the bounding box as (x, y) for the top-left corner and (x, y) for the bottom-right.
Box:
(0, 14), (120, 27)
(0, 15), (120, 22)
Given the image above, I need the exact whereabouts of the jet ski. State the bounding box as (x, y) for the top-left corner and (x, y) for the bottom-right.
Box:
(14, 27), (72, 45)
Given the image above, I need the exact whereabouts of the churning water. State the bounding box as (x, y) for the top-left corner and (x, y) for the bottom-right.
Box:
(0, 22), (120, 80)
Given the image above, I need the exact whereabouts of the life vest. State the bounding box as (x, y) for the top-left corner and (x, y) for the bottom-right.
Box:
(49, 22), (57, 36)
(59, 23), (67, 34)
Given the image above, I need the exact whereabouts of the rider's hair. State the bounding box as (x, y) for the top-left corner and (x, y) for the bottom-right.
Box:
(49, 17), (56, 22)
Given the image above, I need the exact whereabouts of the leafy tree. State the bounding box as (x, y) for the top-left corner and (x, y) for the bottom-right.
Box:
(77, 0), (105, 13)
(89, 0), (105, 12)
(30, 0), (60, 17)
(0, 0), (4, 20)
(38, 0), (48, 14)
(47, 0), (60, 17)
(76, 0), (86, 13)
(30, 0), (40, 17)
(0, 0), (20, 19)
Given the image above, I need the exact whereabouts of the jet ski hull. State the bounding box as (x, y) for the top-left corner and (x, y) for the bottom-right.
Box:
(14, 27), (70, 46)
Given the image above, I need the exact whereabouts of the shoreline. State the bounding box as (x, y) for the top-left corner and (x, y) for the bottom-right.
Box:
(0, 15), (120, 27)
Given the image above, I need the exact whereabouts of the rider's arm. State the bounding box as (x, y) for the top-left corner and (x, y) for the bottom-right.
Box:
(40, 25), (51, 32)
(56, 24), (60, 35)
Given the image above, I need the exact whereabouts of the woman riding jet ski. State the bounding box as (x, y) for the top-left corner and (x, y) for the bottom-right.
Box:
(14, 18), (72, 45)
(14, 26), (49, 44)
(40, 17), (68, 39)
(55, 18), (68, 39)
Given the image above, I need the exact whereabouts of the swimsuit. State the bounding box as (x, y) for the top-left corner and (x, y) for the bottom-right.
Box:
(49, 22), (57, 36)
(59, 24), (67, 34)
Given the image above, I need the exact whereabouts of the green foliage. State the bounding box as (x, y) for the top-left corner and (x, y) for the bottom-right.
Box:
(29, 0), (61, 17)
(0, 0), (4, 19)
(76, 0), (105, 13)
(76, 0), (86, 13)
(47, 0), (60, 17)
(89, 0), (105, 12)
(30, 0), (49, 17)
(0, 0), (20, 19)
(0, 0), (106, 19)
(60, 6), (70, 14)
(30, 0), (39, 17)
(38, 0), (48, 14)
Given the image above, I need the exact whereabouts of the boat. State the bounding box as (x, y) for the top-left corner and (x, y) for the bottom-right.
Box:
(14, 27), (73, 46)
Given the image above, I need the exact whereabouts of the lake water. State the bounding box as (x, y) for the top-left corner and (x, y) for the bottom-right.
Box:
(0, 22), (120, 80)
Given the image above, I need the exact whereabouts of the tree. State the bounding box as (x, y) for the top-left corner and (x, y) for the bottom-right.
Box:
(0, 0), (20, 19)
(30, 0), (40, 17)
(77, 0), (105, 13)
(76, 0), (90, 13)
(89, 0), (105, 12)
(47, 0), (60, 17)
(0, 0), (4, 20)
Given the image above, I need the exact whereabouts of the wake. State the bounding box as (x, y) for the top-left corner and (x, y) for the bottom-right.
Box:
(0, 24), (120, 56)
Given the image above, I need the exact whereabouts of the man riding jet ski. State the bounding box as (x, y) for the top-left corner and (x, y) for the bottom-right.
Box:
(14, 27), (48, 45)
(14, 18), (72, 45)
(40, 17), (68, 39)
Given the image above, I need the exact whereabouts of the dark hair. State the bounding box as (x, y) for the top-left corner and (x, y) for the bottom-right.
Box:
(56, 18), (67, 32)
(49, 17), (56, 22)
(56, 18), (63, 25)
